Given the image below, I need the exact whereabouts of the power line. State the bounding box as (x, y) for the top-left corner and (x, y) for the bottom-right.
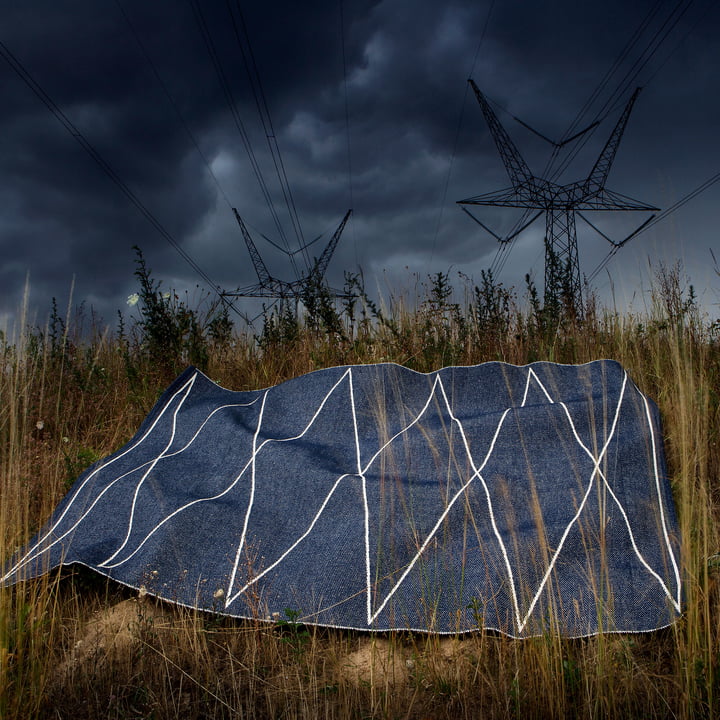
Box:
(339, 0), (357, 267)
(431, 0), (496, 263)
(482, 0), (697, 282)
(188, 0), (302, 280)
(547, 0), (694, 184)
(0, 36), (232, 307)
(459, 81), (657, 313)
(120, 0), (333, 285)
(189, 2), (353, 300)
(489, 3), (666, 276)
(586, 170), (720, 283)
(226, 0), (309, 269)
(556, 0), (665, 148)
(642, 0), (716, 87)
(121, 0), (321, 292)
(114, 0), (235, 212)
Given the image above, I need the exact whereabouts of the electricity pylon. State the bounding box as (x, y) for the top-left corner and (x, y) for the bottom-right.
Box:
(458, 80), (658, 313)
(222, 208), (353, 300)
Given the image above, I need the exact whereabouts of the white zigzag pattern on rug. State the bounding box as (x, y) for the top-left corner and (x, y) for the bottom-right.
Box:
(3, 366), (681, 636)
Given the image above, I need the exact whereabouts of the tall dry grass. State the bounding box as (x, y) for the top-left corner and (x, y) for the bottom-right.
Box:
(1, 265), (718, 718)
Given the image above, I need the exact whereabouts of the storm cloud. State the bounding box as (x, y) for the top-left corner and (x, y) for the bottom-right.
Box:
(1, 0), (718, 329)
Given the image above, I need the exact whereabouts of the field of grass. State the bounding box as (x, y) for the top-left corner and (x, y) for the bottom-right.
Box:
(1, 264), (719, 718)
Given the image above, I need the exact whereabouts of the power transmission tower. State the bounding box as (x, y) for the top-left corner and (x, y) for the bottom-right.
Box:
(222, 208), (353, 300)
(458, 80), (658, 314)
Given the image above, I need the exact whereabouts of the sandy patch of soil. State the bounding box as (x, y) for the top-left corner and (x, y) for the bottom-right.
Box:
(339, 638), (412, 688)
(56, 597), (174, 677)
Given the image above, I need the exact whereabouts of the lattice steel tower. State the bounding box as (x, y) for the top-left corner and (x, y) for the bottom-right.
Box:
(458, 80), (658, 313)
(222, 209), (352, 300)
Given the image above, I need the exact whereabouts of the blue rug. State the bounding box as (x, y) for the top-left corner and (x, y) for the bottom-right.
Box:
(2, 360), (682, 637)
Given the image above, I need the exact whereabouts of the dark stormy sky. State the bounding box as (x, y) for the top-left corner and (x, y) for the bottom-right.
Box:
(1, 0), (718, 332)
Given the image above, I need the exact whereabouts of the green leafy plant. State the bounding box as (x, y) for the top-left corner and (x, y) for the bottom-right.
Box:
(275, 608), (311, 658)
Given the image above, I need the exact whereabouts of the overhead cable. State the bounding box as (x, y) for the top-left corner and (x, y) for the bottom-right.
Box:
(188, 0), (301, 279)
(114, 0), (235, 212)
(339, 0), (357, 266)
(586, 170), (720, 283)
(226, 0), (308, 270)
(0, 36), (235, 309)
(489, 2), (667, 276)
(548, 0), (694, 184)
(431, 0), (496, 263)
(484, 0), (697, 280)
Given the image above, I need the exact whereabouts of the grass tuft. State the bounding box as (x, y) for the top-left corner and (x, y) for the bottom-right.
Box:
(1, 262), (718, 718)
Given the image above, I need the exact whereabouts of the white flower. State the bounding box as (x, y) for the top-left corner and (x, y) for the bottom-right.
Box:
(127, 293), (140, 307)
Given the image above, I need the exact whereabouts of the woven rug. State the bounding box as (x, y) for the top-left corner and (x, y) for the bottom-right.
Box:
(2, 360), (682, 637)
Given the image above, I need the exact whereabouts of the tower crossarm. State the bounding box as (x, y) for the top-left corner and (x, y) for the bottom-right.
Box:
(232, 208), (273, 288)
(468, 79), (536, 196)
(582, 87), (641, 199)
(222, 283), (294, 299)
(310, 209), (352, 280)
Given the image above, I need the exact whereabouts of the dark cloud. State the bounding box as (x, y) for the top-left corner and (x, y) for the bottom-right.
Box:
(1, 0), (718, 330)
